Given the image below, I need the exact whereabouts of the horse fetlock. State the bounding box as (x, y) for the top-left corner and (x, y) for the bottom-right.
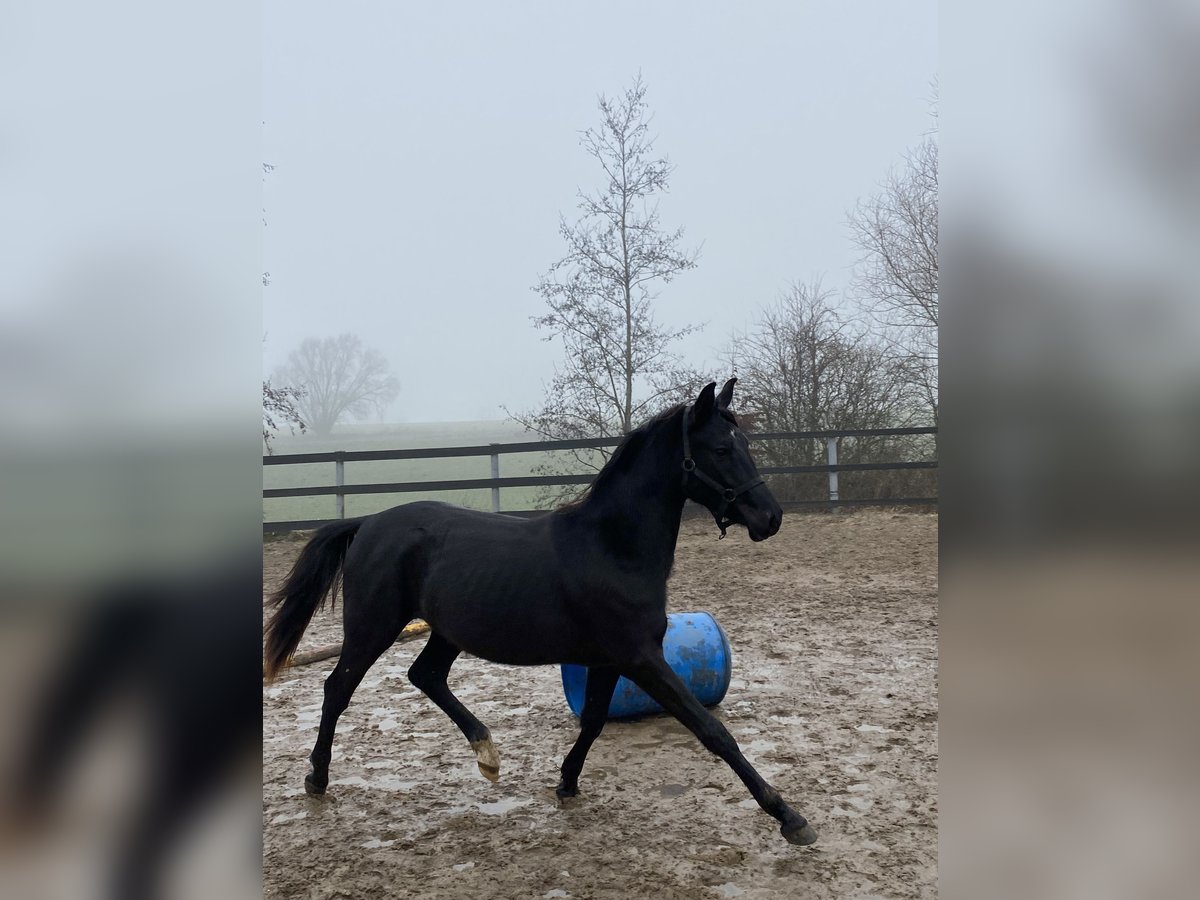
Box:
(471, 737), (501, 782)
(760, 786), (786, 812)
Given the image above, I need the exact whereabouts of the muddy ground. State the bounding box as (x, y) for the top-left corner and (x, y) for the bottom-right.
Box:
(263, 509), (938, 899)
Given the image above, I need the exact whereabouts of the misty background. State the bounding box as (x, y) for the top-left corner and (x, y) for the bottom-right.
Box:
(4, 1), (1200, 897)
(262, 2), (937, 424)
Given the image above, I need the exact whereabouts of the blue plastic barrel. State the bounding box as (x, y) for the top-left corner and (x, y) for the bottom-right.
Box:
(560, 611), (733, 719)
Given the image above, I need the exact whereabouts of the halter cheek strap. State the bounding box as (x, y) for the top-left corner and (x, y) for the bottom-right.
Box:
(680, 406), (765, 538)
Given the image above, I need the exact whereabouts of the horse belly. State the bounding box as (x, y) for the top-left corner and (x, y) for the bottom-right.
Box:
(419, 557), (578, 665)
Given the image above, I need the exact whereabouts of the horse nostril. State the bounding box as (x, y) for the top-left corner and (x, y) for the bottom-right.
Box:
(769, 512), (781, 533)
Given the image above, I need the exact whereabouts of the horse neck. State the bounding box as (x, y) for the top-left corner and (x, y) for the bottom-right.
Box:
(577, 415), (687, 576)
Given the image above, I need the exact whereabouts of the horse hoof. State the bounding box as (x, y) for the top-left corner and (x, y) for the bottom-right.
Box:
(782, 821), (818, 846)
(304, 774), (327, 796)
(555, 782), (579, 801)
(471, 738), (501, 783)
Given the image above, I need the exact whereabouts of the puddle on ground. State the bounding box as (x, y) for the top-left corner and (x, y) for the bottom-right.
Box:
(476, 797), (533, 816)
(658, 783), (690, 798)
(361, 838), (395, 849)
(294, 708), (322, 730)
(269, 811), (307, 825)
(330, 774), (419, 792)
(768, 715), (807, 727)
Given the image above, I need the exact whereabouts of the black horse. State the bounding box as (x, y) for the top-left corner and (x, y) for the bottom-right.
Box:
(264, 379), (817, 846)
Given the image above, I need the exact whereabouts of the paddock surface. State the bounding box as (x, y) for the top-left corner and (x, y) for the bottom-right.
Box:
(263, 510), (938, 899)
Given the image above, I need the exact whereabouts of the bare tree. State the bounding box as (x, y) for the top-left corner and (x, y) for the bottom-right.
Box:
(509, 74), (702, 468)
(848, 135), (939, 423)
(728, 280), (911, 457)
(273, 334), (399, 437)
(724, 280), (934, 502)
(262, 380), (305, 453)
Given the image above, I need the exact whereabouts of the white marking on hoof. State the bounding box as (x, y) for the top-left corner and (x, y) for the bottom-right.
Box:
(471, 738), (500, 782)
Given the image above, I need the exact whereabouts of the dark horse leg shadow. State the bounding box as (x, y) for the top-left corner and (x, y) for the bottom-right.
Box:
(8, 563), (259, 900)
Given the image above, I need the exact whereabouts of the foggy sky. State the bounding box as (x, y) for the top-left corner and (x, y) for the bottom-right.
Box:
(262, 1), (937, 423)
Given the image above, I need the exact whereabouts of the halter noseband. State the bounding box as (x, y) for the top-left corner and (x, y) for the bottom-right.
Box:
(680, 405), (764, 538)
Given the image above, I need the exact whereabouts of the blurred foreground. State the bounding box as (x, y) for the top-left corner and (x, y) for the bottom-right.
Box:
(943, 1), (1200, 896)
(3, 0), (1200, 896)
(1, 4), (261, 898)
(1, 569), (260, 900)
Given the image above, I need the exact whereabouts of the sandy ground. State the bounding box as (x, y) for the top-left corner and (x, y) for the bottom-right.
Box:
(263, 509), (938, 899)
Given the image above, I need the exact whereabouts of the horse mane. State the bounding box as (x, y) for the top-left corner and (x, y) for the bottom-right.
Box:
(554, 402), (741, 513)
(554, 404), (686, 513)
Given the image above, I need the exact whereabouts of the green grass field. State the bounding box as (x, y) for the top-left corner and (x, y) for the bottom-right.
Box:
(263, 420), (604, 522)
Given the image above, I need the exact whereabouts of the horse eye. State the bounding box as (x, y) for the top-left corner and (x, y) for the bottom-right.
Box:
(715, 447), (731, 457)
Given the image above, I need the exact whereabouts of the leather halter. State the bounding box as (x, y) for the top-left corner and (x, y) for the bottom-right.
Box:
(680, 405), (764, 538)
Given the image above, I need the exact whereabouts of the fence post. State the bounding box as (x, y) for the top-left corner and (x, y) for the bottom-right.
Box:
(825, 437), (839, 508)
(335, 453), (345, 519)
(489, 444), (501, 513)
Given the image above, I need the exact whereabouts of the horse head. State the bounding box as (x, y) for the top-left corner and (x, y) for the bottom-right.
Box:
(682, 379), (783, 542)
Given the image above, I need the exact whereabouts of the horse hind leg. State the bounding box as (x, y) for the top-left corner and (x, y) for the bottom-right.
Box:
(306, 615), (405, 796)
(407, 632), (499, 782)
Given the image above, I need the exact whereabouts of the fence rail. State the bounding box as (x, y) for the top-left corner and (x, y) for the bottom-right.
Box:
(263, 426), (936, 534)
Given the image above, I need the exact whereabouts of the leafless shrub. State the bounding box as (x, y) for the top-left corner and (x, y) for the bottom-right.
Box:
(848, 132), (939, 423)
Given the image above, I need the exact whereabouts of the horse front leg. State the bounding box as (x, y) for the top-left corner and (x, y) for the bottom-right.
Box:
(556, 666), (619, 800)
(625, 653), (818, 846)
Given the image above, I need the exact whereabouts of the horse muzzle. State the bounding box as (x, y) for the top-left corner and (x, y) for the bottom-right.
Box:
(741, 505), (782, 542)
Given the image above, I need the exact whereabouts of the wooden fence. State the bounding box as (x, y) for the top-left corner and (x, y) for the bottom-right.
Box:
(263, 426), (937, 534)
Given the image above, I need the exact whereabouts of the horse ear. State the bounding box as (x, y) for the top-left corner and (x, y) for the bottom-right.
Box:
(691, 382), (718, 424)
(717, 377), (737, 409)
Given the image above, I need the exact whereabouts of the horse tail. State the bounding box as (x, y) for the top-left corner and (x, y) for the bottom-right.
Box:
(264, 518), (364, 681)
